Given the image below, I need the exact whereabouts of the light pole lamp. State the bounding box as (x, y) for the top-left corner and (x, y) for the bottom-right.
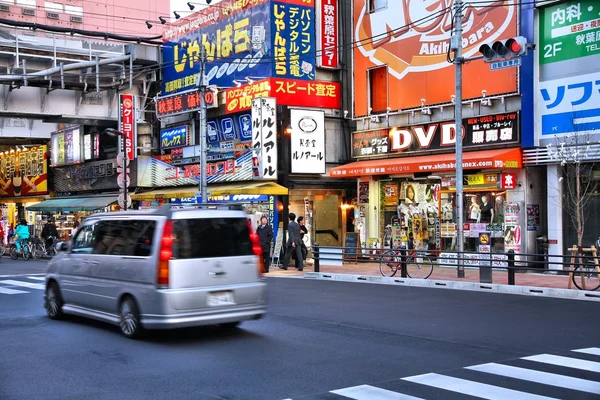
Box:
(104, 128), (128, 211)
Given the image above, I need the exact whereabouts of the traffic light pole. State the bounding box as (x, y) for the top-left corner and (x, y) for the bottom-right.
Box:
(453, 0), (465, 278)
(198, 46), (208, 203)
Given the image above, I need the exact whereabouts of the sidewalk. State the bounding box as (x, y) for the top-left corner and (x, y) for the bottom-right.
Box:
(266, 260), (577, 290)
(0, 256), (48, 276)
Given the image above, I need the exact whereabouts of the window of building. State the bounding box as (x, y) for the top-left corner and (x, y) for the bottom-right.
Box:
(368, 0), (387, 13)
(368, 66), (388, 114)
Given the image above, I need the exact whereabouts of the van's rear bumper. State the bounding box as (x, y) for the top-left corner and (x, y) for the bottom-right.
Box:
(141, 305), (266, 329)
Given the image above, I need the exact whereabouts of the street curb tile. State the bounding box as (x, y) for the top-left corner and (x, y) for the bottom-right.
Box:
(290, 273), (600, 302)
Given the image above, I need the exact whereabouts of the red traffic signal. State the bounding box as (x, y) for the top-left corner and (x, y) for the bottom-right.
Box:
(479, 36), (527, 63)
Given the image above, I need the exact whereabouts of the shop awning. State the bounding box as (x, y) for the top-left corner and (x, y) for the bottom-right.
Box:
(329, 148), (523, 178)
(131, 182), (288, 201)
(26, 196), (118, 212)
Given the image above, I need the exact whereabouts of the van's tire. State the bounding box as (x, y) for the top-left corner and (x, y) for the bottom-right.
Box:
(220, 321), (241, 330)
(45, 281), (64, 320)
(119, 296), (142, 339)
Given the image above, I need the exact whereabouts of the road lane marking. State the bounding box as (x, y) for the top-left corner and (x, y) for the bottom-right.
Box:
(0, 287), (27, 294)
(403, 373), (558, 400)
(523, 354), (600, 373)
(0, 280), (44, 290)
(331, 385), (423, 400)
(467, 362), (600, 394)
(573, 348), (600, 356)
(26, 276), (45, 281)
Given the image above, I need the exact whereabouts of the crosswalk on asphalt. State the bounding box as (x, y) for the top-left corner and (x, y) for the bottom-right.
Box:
(283, 347), (600, 400)
(0, 276), (45, 295)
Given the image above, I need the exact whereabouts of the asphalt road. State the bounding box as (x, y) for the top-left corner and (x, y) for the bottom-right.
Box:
(1, 274), (599, 400)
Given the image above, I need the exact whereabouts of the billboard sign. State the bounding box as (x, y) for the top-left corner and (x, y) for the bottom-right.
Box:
(225, 77), (341, 113)
(162, 0), (272, 94)
(271, 0), (316, 80)
(0, 145), (48, 197)
(156, 89), (217, 119)
(290, 109), (325, 174)
(119, 94), (137, 161)
(160, 125), (190, 150)
(317, 0), (338, 68)
(539, 0), (600, 65)
(352, 0), (518, 115)
(50, 126), (82, 167)
(252, 97), (278, 180)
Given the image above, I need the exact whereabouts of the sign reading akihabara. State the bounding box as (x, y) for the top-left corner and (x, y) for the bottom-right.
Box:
(540, 0), (600, 64)
(162, 0), (316, 95)
(353, 0), (517, 115)
(0, 146), (48, 197)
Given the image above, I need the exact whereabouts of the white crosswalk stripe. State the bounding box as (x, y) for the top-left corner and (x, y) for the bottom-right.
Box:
(0, 286), (28, 295)
(0, 277), (46, 295)
(26, 276), (45, 281)
(283, 347), (600, 400)
(0, 279), (44, 290)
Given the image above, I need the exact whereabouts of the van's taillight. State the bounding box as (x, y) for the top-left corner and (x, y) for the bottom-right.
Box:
(158, 220), (173, 286)
(247, 220), (264, 275)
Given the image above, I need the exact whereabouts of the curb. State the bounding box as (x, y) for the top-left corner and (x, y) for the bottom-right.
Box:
(297, 272), (600, 302)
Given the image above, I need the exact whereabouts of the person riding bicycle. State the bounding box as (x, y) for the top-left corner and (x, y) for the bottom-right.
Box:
(14, 219), (30, 253)
(42, 218), (59, 249)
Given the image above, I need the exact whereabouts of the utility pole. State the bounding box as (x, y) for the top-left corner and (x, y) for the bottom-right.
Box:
(452, 0), (465, 278)
(198, 45), (208, 203)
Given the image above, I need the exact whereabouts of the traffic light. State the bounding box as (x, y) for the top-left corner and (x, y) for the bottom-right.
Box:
(252, 154), (263, 179)
(479, 36), (527, 62)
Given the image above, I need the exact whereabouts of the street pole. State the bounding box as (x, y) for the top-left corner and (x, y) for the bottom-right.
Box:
(198, 45), (208, 203)
(453, 0), (465, 278)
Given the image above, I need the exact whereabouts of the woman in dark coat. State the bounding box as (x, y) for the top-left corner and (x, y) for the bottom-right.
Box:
(256, 216), (273, 273)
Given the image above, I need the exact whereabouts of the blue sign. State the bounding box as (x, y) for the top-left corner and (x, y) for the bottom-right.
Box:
(271, 1), (315, 81)
(490, 57), (521, 71)
(170, 194), (270, 204)
(162, 2), (272, 94)
(207, 121), (219, 143)
(220, 117), (236, 141)
(239, 113), (252, 140)
(160, 125), (188, 149)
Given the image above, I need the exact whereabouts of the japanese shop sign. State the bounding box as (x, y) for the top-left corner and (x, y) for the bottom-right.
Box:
(540, 0), (600, 64)
(160, 125), (190, 150)
(0, 145), (48, 197)
(352, 129), (389, 158)
(389, 112), (519, 153)
(318, 0), (338, 68)
(156, 89), (217, 118)
(352, 0), (517, 114)
(290, 109), (325, 174)
(272, 1), (315, 80)
(252, 97), (278, 180)
(500, 173), (517, 189)
(119, 94), (137, 161)
(162, 0), (271, 94)
(50, 126), (82, 167)
(225, 77), (341, 113)
(538, 71), (600, 136)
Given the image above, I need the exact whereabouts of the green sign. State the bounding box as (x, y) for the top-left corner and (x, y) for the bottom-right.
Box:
(540, 0), (600, 64)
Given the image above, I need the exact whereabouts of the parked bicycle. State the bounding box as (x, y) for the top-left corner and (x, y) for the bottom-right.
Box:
(9, 238), (32, 261)
(31, 236), (59, 260)
(379, 244), (435, 279)
(571, 237), (600, 291)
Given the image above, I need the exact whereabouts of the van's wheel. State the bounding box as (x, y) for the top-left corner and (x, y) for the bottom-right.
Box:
(119, 296), (142, 339)
(45, 282), (64, 320)
(220, 321), (241, 330)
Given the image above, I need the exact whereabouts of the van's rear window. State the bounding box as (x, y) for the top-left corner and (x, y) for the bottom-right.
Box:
(173, 218), (253, 259)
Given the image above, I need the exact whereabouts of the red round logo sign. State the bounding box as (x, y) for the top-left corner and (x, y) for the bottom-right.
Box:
(204, 91), (214, 105)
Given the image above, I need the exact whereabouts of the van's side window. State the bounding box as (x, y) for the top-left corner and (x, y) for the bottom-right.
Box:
(72, 223), (97, 254)
(93, 220), (156, 257)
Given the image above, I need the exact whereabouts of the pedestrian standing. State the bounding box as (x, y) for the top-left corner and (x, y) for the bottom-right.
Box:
(256, 216), (273, 273)
(297, 216), (308, 261)
(280, 213), (303, 271)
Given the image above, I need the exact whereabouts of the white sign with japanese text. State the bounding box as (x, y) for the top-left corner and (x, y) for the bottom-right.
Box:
(251, 97), (278, 180)
(291, 109), (325, 174)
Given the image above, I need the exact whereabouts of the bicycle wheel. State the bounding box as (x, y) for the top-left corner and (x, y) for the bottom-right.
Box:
(22, 245), (31, 261)
(406, 253), (434, 279)
(380, 250), (400, 277)
(31, 244), (42, 260)
(10, 246), (18, 260)
(572, 263), (600, 291)
(0, 244), (5, 257)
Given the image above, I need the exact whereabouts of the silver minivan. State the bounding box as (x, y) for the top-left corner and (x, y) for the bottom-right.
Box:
(44, 204), (267, 338)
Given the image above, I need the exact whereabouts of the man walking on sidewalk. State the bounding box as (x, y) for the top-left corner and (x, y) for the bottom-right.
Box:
(280, 213), (303, 271)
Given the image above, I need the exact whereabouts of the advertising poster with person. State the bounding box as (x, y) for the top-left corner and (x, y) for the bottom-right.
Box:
(504, 201), (522, 253)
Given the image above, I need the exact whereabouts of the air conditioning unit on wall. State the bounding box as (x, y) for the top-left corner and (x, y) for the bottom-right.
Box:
(70, 15), (83, 23)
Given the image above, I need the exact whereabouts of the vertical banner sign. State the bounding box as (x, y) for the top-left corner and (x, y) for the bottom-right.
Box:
(319, 0), (338, 68)
(252, 97), (278, 180)
(119, 94), (137, 161)
(290, 109), (325, 174)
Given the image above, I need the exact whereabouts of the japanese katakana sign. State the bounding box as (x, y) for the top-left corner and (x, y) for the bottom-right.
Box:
(272, 1), (315, 80)
(540, 0), (600, 64)
(318, 0), (338, 68)
(160, 125), (190, 150)
(290, 109), (325, 174)
(538, 71), (600, 136)
(119, 94), (137, 161)
(252, 97), (278, 180)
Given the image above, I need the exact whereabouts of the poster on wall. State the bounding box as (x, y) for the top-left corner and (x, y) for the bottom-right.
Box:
(352, 0), (518, 116)
(50, 127), (82, 167)
(384, 183), (398, 206)
(504, 201), (522, 253)
(527, 204), (540, 231)
(359, 182), (369, 203)
(290, 109), (325, 174)
(0, 146), (48, 197)
(251, 97), (278, 180)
